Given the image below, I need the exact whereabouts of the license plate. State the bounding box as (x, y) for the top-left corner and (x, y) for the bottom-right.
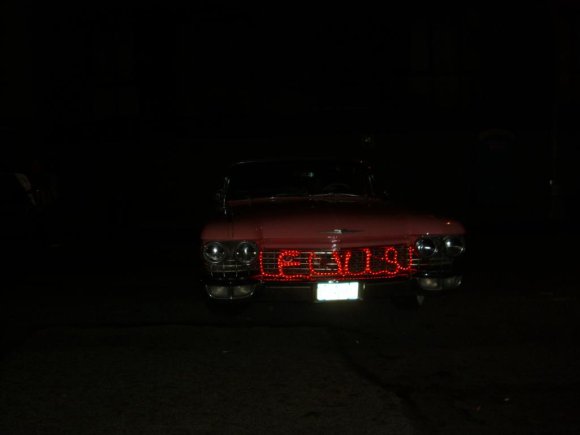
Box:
(316, 282), (360, 301)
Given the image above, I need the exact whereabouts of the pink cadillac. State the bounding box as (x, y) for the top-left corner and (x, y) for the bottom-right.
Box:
(200, 158), (466, 307)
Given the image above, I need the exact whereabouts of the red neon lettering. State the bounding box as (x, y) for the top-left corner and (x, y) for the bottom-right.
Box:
(402, 246), (414, 271)
(331, 249), (372, 276)
(258, 246), (414, 281)
(278, 250), (301, 275)
(259, 251), (279, 278)
(383, 246), (399, 275)
(361, 248), (373, 275)
(332, 251), (348, 275)
(309, 252), (337, 277)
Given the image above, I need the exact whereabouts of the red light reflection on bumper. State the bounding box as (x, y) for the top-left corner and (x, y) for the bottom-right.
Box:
(258, 246), (414, 281)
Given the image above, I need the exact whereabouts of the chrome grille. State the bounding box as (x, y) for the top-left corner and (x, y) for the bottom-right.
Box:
(411, 256), (454, 275)
(205, 259), (257, 280)
(204, 245), (455, 282)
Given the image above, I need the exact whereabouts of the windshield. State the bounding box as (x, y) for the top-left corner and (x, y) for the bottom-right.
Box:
(226, 160), (375, 200)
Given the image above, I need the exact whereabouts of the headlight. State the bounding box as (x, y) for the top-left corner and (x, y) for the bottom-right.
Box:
(415, 237), (437, 257)
(443, 236), (465, 257)
(234, 241), (258, 264)
(203, 242), (226, 263)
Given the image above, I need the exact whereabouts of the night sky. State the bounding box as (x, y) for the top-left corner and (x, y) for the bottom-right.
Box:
(1, 2), (579, 243)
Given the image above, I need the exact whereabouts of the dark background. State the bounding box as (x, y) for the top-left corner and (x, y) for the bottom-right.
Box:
(2, 5), (580, 433)
(1, 2), (579, 251)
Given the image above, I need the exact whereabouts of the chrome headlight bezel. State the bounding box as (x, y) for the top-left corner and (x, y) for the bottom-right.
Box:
(202, 240), (259, 265)
(415, 237), (438, 257)
(443, 235), (465, 257)
(202, 241), (227, 263)
(234, 241), (258, 265)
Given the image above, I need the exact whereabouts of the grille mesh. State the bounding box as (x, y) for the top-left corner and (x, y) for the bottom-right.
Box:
(205, 259), (256, 280)
(205, 245), (455, 282)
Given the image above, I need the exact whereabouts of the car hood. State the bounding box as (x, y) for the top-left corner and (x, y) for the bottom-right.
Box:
(201, 197), (465, 249)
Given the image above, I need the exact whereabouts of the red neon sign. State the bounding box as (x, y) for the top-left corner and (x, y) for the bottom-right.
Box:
(258, 246), (414, 281)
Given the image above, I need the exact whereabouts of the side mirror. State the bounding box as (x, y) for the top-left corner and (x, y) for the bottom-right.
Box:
(214, 188), (229, 214)
(214, 188), (224, 203)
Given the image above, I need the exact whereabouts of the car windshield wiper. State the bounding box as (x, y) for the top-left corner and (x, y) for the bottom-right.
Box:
(310, 192), (361, 197)
(268, 192), (307, 198)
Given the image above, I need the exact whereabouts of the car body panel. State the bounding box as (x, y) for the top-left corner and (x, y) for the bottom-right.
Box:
(202, 197), (464, 249)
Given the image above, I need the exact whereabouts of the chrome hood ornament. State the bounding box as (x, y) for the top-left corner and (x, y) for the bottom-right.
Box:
(320, 229), (362, 234)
